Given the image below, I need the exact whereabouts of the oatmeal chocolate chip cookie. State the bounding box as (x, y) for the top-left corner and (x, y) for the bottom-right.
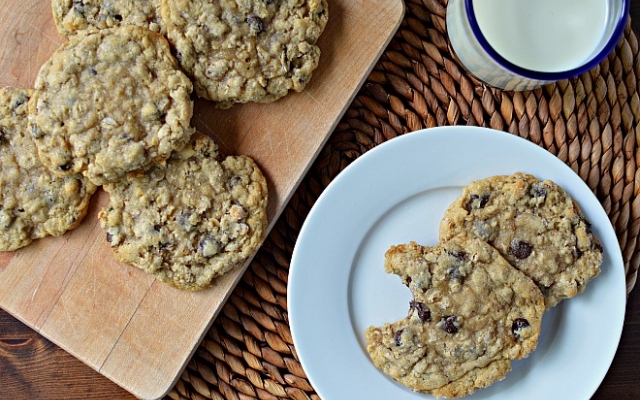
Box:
(161, 0), (328, 107)
(52, 0), (165, 37)
(365, 237), (544, 398)
(439, 172), (603, 308)
(0, 88), (97, 251)
(99, 133), (268, 290)
(29, 25), (194, 186)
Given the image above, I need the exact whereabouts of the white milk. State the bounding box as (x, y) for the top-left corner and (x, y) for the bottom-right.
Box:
(473, 0), (608, 72)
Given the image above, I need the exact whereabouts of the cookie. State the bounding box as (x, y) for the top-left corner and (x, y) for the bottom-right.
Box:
(52, 0), (165, 37)
(365, 238), (544, 398)
(0, 88), (97, 252)
(161, 0), (328, 107)
(439, 172), (603, 308)
(29, 25), (194, 186)
(99, 133), (268, 290)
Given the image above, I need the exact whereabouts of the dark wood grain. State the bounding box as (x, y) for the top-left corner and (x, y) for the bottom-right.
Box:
(2, 3), (640, 400)
(0, 311), (135, 399)
(592, 284), (640, 399)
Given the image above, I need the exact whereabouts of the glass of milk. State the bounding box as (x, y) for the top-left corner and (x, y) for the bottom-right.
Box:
(446, 0), (629, 91)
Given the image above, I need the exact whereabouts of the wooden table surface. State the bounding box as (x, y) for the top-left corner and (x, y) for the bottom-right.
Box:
(3, 3), (640, 400)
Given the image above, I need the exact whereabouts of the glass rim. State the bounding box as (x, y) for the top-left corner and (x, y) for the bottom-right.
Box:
(465, 0), (630, 81)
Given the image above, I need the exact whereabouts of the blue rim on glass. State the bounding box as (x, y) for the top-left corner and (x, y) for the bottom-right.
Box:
(465, 0), (630, 81)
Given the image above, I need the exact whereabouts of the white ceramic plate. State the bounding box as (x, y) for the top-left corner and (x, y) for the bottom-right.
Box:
(288, 126), (626, 400)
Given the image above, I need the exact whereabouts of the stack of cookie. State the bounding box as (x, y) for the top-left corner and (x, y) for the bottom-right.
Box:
(0, 0), (328, 290)
(365, 173), (603, 398)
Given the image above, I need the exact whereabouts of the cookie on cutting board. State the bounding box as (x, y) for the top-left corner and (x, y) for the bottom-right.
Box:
(99, 133), (268, 290)
(0, 87), (97, 251)
(29, 25), (194, 185)
(161, 0), (328, 107)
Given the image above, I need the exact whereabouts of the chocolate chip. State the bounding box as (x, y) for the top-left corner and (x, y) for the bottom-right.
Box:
(464, 195), (478, 211)
(246, 16), (265, 33)
(12, 94), (27, 110)
(582, 219), (593, 234)
(509, 240), (533, 260)
(114, 14), (123, 22)
(394, 329), (404, 346)
(409, 300), (431, 322)
(229, 176), (242, 187)
(58, 162), (72, 172)
(177, 213), (192, 227)
(295, 74), (307, 84)
(153, 224), (161, 232)
(539, 284), (551, 296)
(106, 232), (113, 243)
(198, 235), (222, 257)
(448, 250), (467, 261)
(479, 195), (489, 208)
(72, 0), (85, 15)
(403, 276), (412, 287)
(446, 251), (468, 279)
(465, 194), (490, 211)
(440, 316), (459, 334)
(171, 47), (183, 63)
(531, 182), (547, 200)
(30, 123), (40, 138)
(89, 66), (98, 76)
(573, 247), (584, 259)
(447, 265), (463, 280)
(511, 318), (530, 338)
(176, 215), (187, 226)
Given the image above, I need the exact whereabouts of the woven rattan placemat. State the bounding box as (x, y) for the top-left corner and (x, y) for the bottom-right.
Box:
(167, 0), (640, 398)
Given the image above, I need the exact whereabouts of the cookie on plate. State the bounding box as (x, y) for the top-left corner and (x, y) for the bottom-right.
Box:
(0, 88), (97, 251)
(365, 238), (544, 398)
(439, 172), (603, 308)
(99, 133), (268, 290)
(52, 0), (165, 36)
(29, 25), (194, 186)
(161, 0), (328, 107)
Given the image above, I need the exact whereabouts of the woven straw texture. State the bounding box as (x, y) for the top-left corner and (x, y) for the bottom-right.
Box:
(167, 0), (640, 398)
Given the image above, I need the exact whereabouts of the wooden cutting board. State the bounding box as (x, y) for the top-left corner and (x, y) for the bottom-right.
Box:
(0, 0), (404, 398)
